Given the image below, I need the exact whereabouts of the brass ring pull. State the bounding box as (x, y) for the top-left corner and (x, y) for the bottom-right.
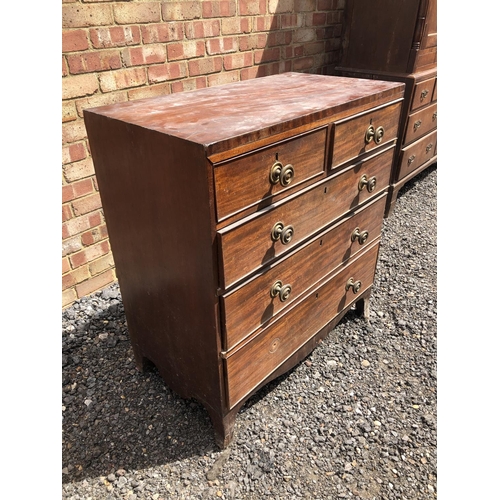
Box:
(345, 277), (362, 294)
(408, 155), (416, 165)
(358, 174), (377, 193)
(432, 111), (437, 121)
(426, 143), (433, 154)
(270, 161), (295, 187)
(374, 126), (384, 144)
(420, 89), (429, 100)
(365, 124), (375, 144)
(280, 164), (295, 186)
(269, 161), (283, 185)
(271, 221), (294, 245)
(351, 227), (369, 245)
(414, 120), (422, 131)
(270, 280), (292, 302)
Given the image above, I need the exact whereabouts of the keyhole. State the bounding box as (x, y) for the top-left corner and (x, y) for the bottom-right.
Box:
(275, 152), (279, 160)
(319, 239), (323, 246)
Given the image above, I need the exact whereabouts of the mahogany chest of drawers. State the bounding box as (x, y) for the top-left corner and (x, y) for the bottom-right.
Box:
(84, 73), (404, 447)
(335, 0), (437, 216)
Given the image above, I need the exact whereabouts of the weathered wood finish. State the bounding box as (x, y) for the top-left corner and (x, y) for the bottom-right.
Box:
(221, 194), (387, 350)
(399, 130), (437, 179)
(224, 242), (380, 409)
(336, 0), (437, 217)
(218, 146), (394, 288)
(83, 72), (404, 448)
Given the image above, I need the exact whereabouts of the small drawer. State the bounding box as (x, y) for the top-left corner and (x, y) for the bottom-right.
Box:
(213, 128), (327, 222)
(403, 102), (437, 145)
(217, 146), (394, 289)
(224, 242), (380, 408)
(331, 101), (402, 168)
(221, 194), (387, 350)
(410, 77), (436, 112)
(398, 130), (437, 180)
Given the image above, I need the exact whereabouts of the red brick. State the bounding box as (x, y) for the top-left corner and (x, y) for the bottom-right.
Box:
(99, 68), (148, 92)
(266, 30), (293, 47)
(188, 56), (223, 76)
(316, 26), (335, 40)
(62, 120), (87, 144)
(280, 14), (299, 28)
(171, 77), (207, 93)
(292, 55), (315, 71)
(63, 143), (87, 164)
(294, 0), (316, 11)
(254, 47), (280, 64)
(90, 26), (141, 49)
(167, 41), (205, 61)
(67, 50), (122, 74)
(63, 158), (95, 183)
(63, 211), (102, 239)
(63, 185), (73, 203)
(148, 62), (188, 83)
(223, 52), (253, 70)
(239, 66), (259, 80)
(304, 41), (326, 56)
(221, 17), (251, 35)
(293, 27), (316, 43)
(239, 0), (266, 15)
(72, 193), (102, 216)
(63, 29), (89, 52)
(162, 1), (202, 21)
(184, 20), (220, 39)
(81, 224), (109, 246)
(74, 178), (95, 199)
(311, 12), (327, 26)
(207, 70), (239, 87)
(62, 257), (71, 274)
(141, 22), (184, 43)
(70, 240), (110, 268)
(238, 33), (267, 51)
(318, 0), (333, 9)
(62, 4), (113, 28)
(206, 37), (238, 55)
(202, 0), (236, 18)
(255, 15), (279, 31)
(62, 73), (99, 99)
(62, 204), (73, 223)
(113, 2), (161, 24)
(128, 83), (171, 100)
(122, 45), (167, 67)
(75, 269), (115, 298)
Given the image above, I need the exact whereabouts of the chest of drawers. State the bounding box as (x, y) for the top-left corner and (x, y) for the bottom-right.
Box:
(84, 73), (404, 447)
(335, 0), (437, 216)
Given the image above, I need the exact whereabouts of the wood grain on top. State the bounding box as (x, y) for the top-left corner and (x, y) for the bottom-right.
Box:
(84, 73), (404, 151)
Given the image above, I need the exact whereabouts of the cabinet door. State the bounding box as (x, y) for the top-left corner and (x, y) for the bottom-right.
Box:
(420, 0), (437, 49)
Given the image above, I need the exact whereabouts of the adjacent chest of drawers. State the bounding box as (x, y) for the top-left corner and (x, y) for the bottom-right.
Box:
(335, 0), (437, 216)
(84, 73), (404, 447)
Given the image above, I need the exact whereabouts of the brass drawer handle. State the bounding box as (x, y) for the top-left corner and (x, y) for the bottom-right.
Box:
(271, 221), (294, 245)
(351, 227), (369, 245)
(432, 111), (437, 121)
(270, 280), (292, 302)
(364, 125), (385, 144)
(420, 89), (429, 100)
(426, 143), (433, 154)
(345, 277), (362, 294)
(358, 174), (377, 193)
(408, 155), (416, 165)
(269, 161), (295, 187)
(413, 120), (422, 131)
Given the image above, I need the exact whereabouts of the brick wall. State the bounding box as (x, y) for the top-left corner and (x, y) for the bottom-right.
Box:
(62, 0), (346, 308)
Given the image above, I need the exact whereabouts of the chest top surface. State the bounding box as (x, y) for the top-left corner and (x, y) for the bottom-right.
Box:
(85, 72), (404, 150)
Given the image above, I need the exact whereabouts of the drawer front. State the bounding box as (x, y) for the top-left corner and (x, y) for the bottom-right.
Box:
(398, 130), (437, 180)
(221, 194), (387, 350)
(224, 242), (380, 408)
(214, 128), (327, 222)
(404, 102), (437, 144)
(332, 101), (401, 168)
(410, 77), (436, 112)
(218, 146), (394, 289)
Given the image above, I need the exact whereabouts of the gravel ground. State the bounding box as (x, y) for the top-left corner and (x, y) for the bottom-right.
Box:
(62, 165), (437, 500)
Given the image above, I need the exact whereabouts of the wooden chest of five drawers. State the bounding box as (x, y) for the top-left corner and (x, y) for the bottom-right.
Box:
(84, 72), (404, 447)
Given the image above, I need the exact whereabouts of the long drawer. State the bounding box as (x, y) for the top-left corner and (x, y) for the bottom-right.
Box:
(218, 146), (394, 289)
(224, 241), (380, 408)
(221, 194), (386, 350)
(213, 127), (327, 223)
(398, 130), (437, 180)
(403, 102), (437, 144)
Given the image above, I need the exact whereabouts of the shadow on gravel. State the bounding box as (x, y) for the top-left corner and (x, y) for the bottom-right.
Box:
(396, 163), (437, 201)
